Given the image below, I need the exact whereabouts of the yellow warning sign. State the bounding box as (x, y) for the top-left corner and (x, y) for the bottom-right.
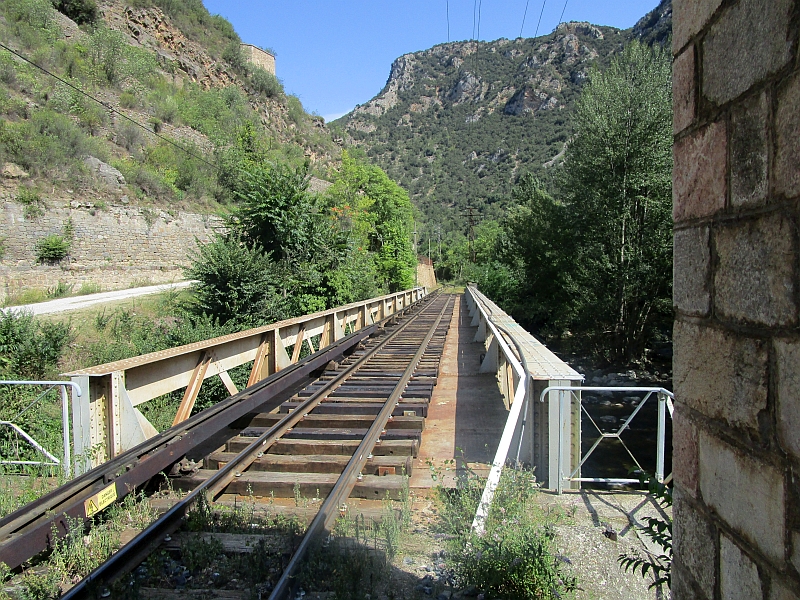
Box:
(84, 482), (117, 518)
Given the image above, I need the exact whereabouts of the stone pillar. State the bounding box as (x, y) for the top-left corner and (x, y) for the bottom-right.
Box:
(672, 0), (800, 598)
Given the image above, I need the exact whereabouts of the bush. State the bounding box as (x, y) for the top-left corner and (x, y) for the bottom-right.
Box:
(250, 67), (283, 99)
(185, 234), (287, 327)
(0, 311), (73, 378)
(435, 467), (576, 600)
(222, 40), (248, 73)
(51, 0), (98, 24)
(117, 121), (143, 152)
(119, 92), (138, 109)
(35, 234), (70, 263)
(4, 0), (54, 29)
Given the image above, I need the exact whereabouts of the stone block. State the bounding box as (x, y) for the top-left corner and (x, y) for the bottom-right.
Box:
(674, 490), (716, 598)
(699, 432), (785, 563)
(673, 46), (695, 134)
(720, 534), (763, 600)
(714, 212), (796, 327)
(792, 531), (800, 574)
(731, 92), (769, 208)
(673, 121), (726, 222)
(673, 321), (767, 431)
(771, 579), (800, 600)
(673, 226), (710, 316)
(672, 409), (699, 498)
(776, 71), (800, 199)
(776, 340), (800, 461)
(702, 0), (793, 104)
(673, 0), (723, 53)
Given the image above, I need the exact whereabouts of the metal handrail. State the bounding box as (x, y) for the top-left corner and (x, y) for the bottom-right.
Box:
(0, 381), (82, 478)
(467, 290), (527, 535)
(539, 385), (674, 493)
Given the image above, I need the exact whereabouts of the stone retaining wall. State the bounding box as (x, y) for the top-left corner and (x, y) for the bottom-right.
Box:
(0, 202), (223, 303)
(672, 0), (800, 598)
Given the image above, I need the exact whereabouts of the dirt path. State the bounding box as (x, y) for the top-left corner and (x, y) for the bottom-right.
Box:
(2, 281), (194, 316)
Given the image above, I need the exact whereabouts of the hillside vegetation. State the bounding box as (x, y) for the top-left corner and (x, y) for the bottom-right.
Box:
(0, 0), (339, 212)
(334, 1), (672, 244)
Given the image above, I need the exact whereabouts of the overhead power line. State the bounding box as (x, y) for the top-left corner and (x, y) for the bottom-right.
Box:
(559, 0), (569, 24)
(0, 41), (218, 171)
(520, 0), (531, 37)
(534, 0), (548, 38)
(446, 0), (450, 41)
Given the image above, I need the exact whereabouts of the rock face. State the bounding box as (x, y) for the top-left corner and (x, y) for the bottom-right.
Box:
(337, 8), (672, 228)
(2, 164), (29, 179)
(84, 157), (126, 188)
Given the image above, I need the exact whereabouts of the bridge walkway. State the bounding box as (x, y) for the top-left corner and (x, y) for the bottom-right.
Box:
(410, 293), (507, 490)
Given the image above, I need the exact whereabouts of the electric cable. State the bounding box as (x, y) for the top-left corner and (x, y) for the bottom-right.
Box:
(446, 0), (450, 41)
(520, 0), (531, 37)
(558, 0), (569, 24)
(0, 41), (218, 170)
(534, 0), (548, 38)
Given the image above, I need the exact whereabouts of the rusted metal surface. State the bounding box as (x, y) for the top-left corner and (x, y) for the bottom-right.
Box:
(67, 288), (428, 470)
(0, 328), (373, 571)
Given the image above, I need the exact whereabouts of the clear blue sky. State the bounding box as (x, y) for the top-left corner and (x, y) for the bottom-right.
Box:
(202, 0), (661, 122)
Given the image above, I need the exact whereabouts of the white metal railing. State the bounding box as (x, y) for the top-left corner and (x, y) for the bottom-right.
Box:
(465, 285), (582, 534)
(0, 380), (82, 478)
(540, 386), (675, 494)
(468, 298), (527, 535)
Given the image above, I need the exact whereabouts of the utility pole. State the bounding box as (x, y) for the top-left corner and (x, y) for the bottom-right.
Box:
(413, 221), (418, 287)
(462, 206), (478, 263)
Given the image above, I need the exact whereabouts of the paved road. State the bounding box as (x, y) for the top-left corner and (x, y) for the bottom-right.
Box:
(3, 281), (195, 316)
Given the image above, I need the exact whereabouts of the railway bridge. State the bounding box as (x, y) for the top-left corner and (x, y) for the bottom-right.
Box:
(0, 286), (674, 598)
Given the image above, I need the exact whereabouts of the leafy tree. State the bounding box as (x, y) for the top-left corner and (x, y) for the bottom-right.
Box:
(51, 0), (97, 25)
(184, 233), (287, 327)
(325, 152), (416, 291)
(559, 41), (672, 361)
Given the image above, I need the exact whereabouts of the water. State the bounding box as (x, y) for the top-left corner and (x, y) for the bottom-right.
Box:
(578, 390), (673, 485)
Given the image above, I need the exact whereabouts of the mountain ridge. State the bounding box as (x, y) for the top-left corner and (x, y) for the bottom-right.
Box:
(332, 2), (672, 237)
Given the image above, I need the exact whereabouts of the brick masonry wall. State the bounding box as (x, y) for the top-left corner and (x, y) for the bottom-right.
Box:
(0, 202), (223, 302)
(672, 0), (800, 598)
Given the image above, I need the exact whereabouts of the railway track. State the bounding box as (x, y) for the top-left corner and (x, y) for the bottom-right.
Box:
(0, 291), (455, 599)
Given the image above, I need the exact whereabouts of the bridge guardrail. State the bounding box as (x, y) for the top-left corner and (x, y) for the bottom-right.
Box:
(541, 385), (675, 493)
(66, 287), (428, 473)
(0, 380), (82, 477)
(465, 285), (582, 532)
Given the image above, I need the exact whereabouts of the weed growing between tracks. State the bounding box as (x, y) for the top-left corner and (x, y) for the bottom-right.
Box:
(296, 477), (413, 599)
(5, 491), (157, 600)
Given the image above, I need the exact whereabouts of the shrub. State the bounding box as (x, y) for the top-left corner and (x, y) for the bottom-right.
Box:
(35, 234), (70, 263)
(0, 310), (73, 378)
(51, 0), (98, 25)
(222, 40), (248, 73)
(4, 0), (54, 29)
(119, 91), (138, 109)
(185, 233), (287, 326)
(17, 186), (45, 219)
(88, 27), (126, 85)
(435, 467), (576, 600)
(250, 67), (283, 99)
(117, 121), (143, 152)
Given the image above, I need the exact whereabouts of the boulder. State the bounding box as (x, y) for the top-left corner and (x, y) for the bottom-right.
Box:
(84, 156), (125, 188)
(2, 163), (29, 179)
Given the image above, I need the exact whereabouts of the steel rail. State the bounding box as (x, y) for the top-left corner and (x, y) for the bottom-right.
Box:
(58, 291), (443, 599)
(0, 312), (406, 571)
(270, 294), (454, 600)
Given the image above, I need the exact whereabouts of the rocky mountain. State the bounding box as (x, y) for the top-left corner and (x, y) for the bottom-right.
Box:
(333, 2), (672, 235)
